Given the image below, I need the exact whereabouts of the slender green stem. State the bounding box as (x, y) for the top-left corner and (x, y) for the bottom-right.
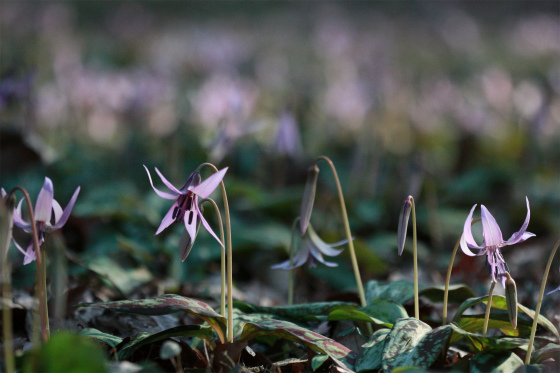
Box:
(198, 163), (233, 342)
(525, 238), (560, 364)
(201, 198), (226, 317)
(410, 197), (419, 320)
(11, 187), (49, 342)
(315, 156), (367, 309)
(1, 193), (15, 373)
(287, 218), (300, 306)
(482, 281), (496, 337)
(443, 218), (482, 325)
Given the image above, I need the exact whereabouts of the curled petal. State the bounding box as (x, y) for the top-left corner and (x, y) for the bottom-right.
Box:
(481, 205), (504, 247)
(195, 202), (224, 249)
(155, 202), (179, 235)
(462, 204), (484, 250)
(52, 199), (63, 225)
(12, 239), (35, 265)
(307, 243), (338, 267)
(144, 165), (180, 200)
(51, 187), (80, 230)
(155, 167), (183, 195)
(34, 177), (54, 222)
(13, 199), (32, 232)
(189, 168), (228, 199)
(307, 225), (345, 257)
(504, 197), (535, 245)
(271, 245), (310, 270)
(460, 234), (484, 256)
(546, 286), (560, 295)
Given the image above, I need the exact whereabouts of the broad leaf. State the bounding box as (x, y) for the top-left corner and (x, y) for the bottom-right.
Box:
(449, 323), (528, 351)
(234, 301), (356, 321)
(78, 328), (123, 348)
(237, 318), (358, 369)
(470, 349), (523, 373)
(328, 308), (393, 328)
(419, 284), (475, 304)
(360, 298), (409, 325)
(381, 318), (453, 372)
(356, 329), (390, 372)
(366, 280), (414, 305)
(530, 343), (560, 364)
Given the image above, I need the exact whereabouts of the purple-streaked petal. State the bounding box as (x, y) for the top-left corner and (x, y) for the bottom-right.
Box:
(503, 197), (535, 245)
(144, 165), (180, 200)
(189, 168), (228, 199)
(462, 205), (485, 250)
(155, 202), (179, 235)
(480, 205), (504, 247)
(155, 167), (183, 195)
(13, 198), (32, 232)
(51, 187), (80, 230)
(34, 177), (54, 223)
(307, 226), (345, 257)
(195, 201), (224, 249)
(460, 234), (484, 256)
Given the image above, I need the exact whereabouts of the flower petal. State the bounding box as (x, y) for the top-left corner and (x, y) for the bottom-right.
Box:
(12, 239), (35, 265)
(155, 201), (179, 235)
(13, 198), (32, 232)
(481, 205), (504, 247)
(306, 238), (338, 267)
(503, 197), (535, 245)
(189, 168), (228, 199)
(460, 234), (484, 256)
(462, 204), (485, 250)
(34, 177), (54, 222)
(195, 201), (224, 249)
(271, 246), (309, 269)
(307, 226), (345, 257)
(183, 204), (198, 243)
(144, 165), (180, 200)
(51, 187), (80, 230)
(155, 167), (183, 195)
(52, 199), (63, 225)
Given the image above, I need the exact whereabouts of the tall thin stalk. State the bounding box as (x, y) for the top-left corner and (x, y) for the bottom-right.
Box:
(1, 193), (15, 373)
(200, 198), (226, 317)
(482, 281), (496, 337)
(198, 163), (233, 342)
(525, 238), (560, 364)
(410, 197), (419, 320)
(315, 156), (366, 308)
(287, 217), (300, 306)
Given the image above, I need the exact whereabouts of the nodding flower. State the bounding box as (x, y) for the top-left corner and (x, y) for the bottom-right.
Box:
(144, 166), (227, 258)
(11, 177), (80, 265)
(460, 197), (535, 287)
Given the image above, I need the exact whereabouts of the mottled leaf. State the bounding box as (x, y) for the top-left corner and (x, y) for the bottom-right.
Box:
(419, 284), (475, 304)
(237, 318), (357, 369)
(470, 349), (523, 373)
(530, 343), (560, 364)
(366, 280), (414, 305)
(117, 325), (214, 360)
(360, 298), (408, 325)
(449, 323), (528, 351)
(356, 329), (390, 372)
(381, 318), (453, 372)
(77, 328), (123, 348)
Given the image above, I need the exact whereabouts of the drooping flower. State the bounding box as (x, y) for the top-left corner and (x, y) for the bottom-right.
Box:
(271, 224), (347, 270)
(460, 197), (535, 287)
(144, 165), (227, 256)
(11, 177), (80, 265)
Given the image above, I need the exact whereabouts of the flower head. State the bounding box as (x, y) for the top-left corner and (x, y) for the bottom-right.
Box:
(271, 224), (347, 270)
(144, 165), (227, 257)
(11, 177), (80, 265)
(460, 197), (535, 287)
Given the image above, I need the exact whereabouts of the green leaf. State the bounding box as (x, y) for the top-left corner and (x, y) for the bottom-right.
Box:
(366, 280), (415, 305)
(449, 323), (528, 351)
(311, 355), (329, 371)
(77, 328), (123, 348)
(117, 325), (214, 360)
(381, 318), (453, 372)
(470, 349), (523, 373)
(76, 295), (226, 341)
(356, 329), (390, 372)
(418, 284), (475, 304)
(234, 301), (357, 321)
(23, 332), (108, 373)
(360, 298), (409, 325)
(237, 318), (358, 370)
(531, 343), (560, 364)
(453, 295), (559, 339)
(328, 308), (393, 328)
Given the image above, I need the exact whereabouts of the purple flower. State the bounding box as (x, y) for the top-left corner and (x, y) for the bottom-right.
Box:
(271, 224), (347, 270)
(547, 266), (560, 295)
(11, 177), (80, 265)
(144, 165), (227, 253)
(460, 197), (535, 287)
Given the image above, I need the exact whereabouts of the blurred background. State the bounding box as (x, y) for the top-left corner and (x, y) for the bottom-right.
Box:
(1, 1), (559, 317)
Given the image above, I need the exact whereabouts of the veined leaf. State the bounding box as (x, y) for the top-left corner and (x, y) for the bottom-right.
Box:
(381, 318), (453, 372)
(359, 298), (408, 325)
(356, 329), (390, 372)
(234, 301), (356, 321)
(237, 318), (357, 370)
(366, 280), (414, 305)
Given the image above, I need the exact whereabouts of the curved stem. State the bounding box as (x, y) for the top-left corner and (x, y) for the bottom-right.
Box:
(442, 218), (482, 325)
(314, 156), (366, 308)
(525, 238), (560, 364)
(287, 217), (301, 306)
(410, 197), (419, 320)
(482, 281), (496, 337)
(11, 187), (49, 342)
(201, 198), (226, 317)
(198, 163), (233, 342)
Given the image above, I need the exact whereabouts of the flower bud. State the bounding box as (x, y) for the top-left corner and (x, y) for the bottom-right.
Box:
(299, 164), (320, 235)
(505, 272), (518, 329)
(397, 196), (413, 256)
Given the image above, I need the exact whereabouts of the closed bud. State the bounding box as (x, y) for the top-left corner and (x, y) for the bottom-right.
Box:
(505, 272), (518, 329)
(299, 164), (320, 235)
(397, 196), (413, 256)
